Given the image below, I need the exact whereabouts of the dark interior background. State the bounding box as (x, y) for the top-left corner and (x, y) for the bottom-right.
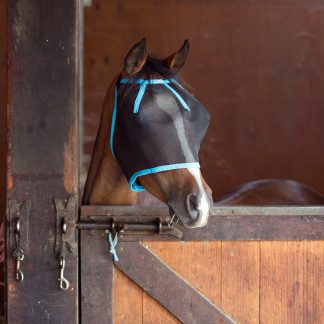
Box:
(82, 0), (324, 200)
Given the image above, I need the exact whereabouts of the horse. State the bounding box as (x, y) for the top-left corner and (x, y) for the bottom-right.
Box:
(83, 38), (324, 228)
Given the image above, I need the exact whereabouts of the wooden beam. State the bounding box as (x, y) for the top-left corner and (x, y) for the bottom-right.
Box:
(81, 206), (324, 241)
(115, 242), (235, 324)
(81, 205), (324, 217)
(80, 231), (114, 323)
(7, 1), (80, 322)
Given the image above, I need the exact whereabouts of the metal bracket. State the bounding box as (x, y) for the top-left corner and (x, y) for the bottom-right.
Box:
(8, 199), (31, 282)
(54, 196), (77, 290)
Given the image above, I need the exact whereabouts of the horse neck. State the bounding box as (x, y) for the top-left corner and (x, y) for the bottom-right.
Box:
(82, 76), (138, 205)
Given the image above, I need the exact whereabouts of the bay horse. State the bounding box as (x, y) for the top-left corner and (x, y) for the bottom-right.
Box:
(83, 38), (324, 228)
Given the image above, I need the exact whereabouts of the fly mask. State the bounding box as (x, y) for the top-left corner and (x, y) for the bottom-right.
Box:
(109, 77), (211, 191)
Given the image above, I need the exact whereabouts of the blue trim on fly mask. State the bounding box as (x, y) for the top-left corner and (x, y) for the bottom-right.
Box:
(120, 78), (190, 113)
(129, 162), (200, 191)
(109, 78), (199, 191)
(109, 86), (118, 157)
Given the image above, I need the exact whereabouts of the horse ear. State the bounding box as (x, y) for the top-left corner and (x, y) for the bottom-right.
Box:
(164, 39), (190, 73)
(123, 38), (147, 75)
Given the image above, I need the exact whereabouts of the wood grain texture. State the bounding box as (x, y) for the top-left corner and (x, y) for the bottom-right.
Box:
(221, 242), (260, 324)
(115, 242), (234, 323)
(143, 292), (179, 324)
(114, 268), (143, 324)
(146, 242), (222, 303)
(7, 0), (80, 322)
(144, 241), (222, 323)
(80, 206), (324, 241)
(148, 241), (260, 324)
(260, 241), (324, 324)
(80, 232), (113, 324)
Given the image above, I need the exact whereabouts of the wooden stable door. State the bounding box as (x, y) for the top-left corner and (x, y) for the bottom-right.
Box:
(80, 206), (324, 324)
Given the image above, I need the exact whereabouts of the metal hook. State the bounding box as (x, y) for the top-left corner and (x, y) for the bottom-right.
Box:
(13, 218), (24, 282)
(168, 213), (176, 227)
(62, 218), (67, 233)
(58, 255), (70, 291)
(15, 256), (24, 282)
(16, 218), (21, 232)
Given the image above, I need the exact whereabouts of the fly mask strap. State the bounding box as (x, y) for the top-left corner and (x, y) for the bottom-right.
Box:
(119, 78), (190, 113)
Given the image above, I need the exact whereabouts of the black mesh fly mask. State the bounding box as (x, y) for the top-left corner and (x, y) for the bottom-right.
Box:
(110, 77), (211, 191)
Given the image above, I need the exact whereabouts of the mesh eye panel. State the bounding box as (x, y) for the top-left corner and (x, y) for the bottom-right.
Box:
(111, 79), (210, 191)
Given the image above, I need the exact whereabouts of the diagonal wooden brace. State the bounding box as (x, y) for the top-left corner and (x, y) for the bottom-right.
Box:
(115, 242), (236, 324)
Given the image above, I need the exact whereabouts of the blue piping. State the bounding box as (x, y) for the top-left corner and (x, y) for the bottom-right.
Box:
(120, 78), (190, 113)
(120, 79), (172, 84)
(171, 79), (192, 96)
(109, 86), (118, 157)
(133, 82), (147, 113)
(163, 82), (190, 111)
(110, 79), (196, 182)
(129, 162), (200, 192)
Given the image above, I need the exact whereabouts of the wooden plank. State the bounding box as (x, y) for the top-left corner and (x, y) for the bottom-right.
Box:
(81, 205), (324, 217)
(80, 231), (113, 324)
(6, 0), (80, 322)
(143, 292), (180, 324)
(221, 242), (260, 324)
(114, 269), (143, 324)
(144, 241), (259, 323)
(260, 241), (324, 323)
(115, 242), (235, 324)
(80, 206), (324, 241)
(143, 241), (222, 323)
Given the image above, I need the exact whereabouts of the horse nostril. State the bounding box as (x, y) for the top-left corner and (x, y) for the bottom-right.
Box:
(189, 194), (198, 210)
(186, 194), (200, 221)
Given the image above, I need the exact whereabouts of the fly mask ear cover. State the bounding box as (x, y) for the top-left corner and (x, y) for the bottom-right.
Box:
(110, 78), (211, 191)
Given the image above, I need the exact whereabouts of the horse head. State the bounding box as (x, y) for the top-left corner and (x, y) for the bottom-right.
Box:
(85, 38), (213, 228)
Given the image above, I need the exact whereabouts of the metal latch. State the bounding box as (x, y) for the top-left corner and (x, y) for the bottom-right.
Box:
(77, 218), (183, 239)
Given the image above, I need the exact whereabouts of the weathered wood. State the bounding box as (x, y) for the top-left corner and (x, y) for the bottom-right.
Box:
(80, 231), (113, 324)
(8, 199), (31, 283)
(81, 206), (324, 241)
(143, 292), (180, 324)
(82, 205), (324, 217)
(221, 242), (260, 324)
(115, 242), (235, 324)
(143, 241), (222, 323)
(114, 269), (143, 324)
(6, 0), (80, 322)
(260, 241), (324, 323)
